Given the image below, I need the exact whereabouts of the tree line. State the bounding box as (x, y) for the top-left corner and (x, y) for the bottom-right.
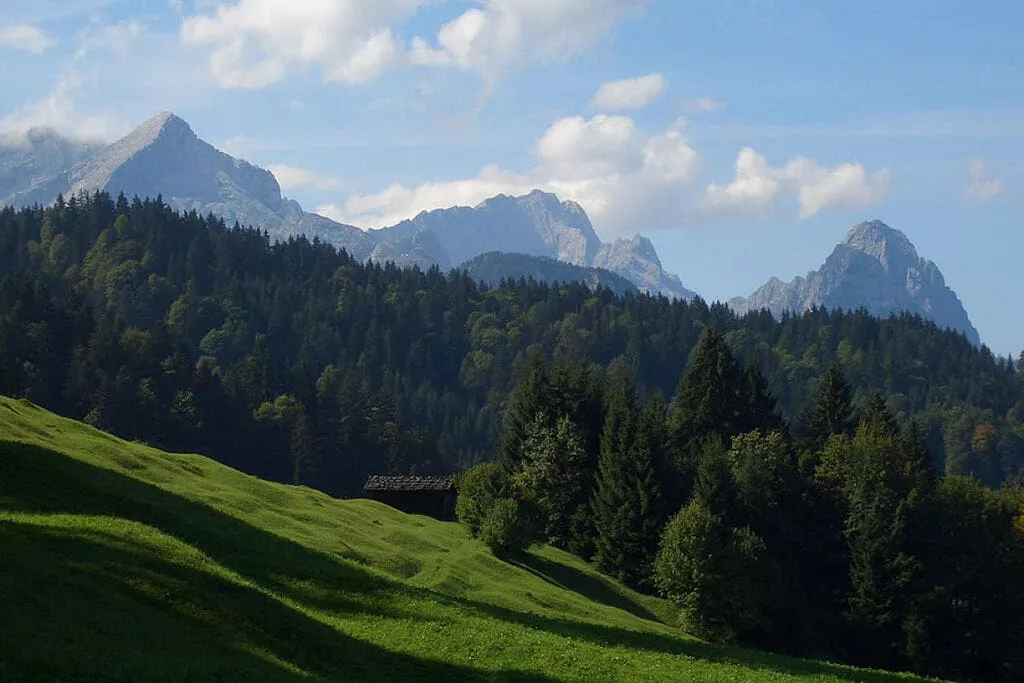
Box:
(0, 192), (1020, 499)
(457, 335), (1024, 681)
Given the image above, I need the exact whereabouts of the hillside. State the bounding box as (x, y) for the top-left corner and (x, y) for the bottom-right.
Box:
(460, 251), (638, 295)
(0, 396), (932, 682)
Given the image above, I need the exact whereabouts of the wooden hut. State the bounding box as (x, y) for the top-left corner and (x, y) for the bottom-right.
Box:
(363, 475), (457, 520)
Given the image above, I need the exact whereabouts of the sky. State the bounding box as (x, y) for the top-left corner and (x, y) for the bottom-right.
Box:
(0, 0), (1022, 355)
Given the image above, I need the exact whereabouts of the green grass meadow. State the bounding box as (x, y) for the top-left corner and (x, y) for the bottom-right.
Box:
(0, 397), (936, 681)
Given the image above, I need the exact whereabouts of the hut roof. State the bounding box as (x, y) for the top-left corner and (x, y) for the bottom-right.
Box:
(363, 475), (454, 492)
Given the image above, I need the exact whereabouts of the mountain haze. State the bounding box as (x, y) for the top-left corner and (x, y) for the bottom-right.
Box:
(730, 220), (981, 346)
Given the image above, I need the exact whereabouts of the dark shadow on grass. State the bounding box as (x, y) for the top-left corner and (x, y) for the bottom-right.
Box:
(0, 441), (553, 683)
(0, 440), (926, 683)
(453, 596), (928, 683)
(505, 551), (662, 624)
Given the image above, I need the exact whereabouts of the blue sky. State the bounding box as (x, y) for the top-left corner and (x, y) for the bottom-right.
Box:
(1, 0), (1021, 355)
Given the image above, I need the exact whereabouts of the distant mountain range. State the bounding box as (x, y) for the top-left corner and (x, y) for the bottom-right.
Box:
(729, 220), (980, 346)
(0, 112), (693, 300)
(0, 111), (980, 344)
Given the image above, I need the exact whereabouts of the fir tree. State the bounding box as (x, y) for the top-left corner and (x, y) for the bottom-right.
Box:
(800, 361), (855, 452)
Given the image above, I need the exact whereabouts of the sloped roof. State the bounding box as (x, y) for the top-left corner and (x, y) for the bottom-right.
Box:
(364, 475), (454, 492)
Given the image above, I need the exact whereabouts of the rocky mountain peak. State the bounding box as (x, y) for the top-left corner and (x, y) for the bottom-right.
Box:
(840, 219), (919, 272)
(730, 220), (980, 346)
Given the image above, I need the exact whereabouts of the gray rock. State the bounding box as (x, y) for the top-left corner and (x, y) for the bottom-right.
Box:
(594, 234), (698, 300)
(730, 220), (980, 345)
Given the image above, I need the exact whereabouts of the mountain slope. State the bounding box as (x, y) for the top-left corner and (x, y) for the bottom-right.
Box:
(0, 397), (927, 682)
(0, 112), (694, 299)
(594, 234), (698, 300)
(730, 220), (980, 346)
(460, 252), (639, 295)
(2, 112), (373, 256)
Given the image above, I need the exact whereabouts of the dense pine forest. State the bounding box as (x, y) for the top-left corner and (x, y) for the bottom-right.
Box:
(1, 192), (1020, 492)
(2, 192), (1023, 680)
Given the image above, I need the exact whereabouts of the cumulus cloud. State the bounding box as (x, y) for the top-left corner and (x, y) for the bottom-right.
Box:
(964, 157), (1005, 203)
(590, 73), (664, 111)
(409, 0), (645, 83)
(702, 147), (890, 219)
(317, 114), (700, 234)
(180, 0), (424, 88)
(0, 24), (56, 54)
(268, 164), (348, 192)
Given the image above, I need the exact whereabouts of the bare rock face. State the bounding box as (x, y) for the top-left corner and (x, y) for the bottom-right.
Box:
(593, 234), (698, 301)
(730, 220), (980, 345)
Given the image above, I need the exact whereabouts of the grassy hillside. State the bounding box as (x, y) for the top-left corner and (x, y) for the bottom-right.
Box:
(0, 397), (933, 682)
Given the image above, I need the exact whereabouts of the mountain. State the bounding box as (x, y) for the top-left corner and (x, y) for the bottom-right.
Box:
(730, 220), (981, 346)
(1, 112), (373, 254)
(0, 128), (98, 206)
(460, 252), (639, 295)
(593, 235), (698, 300)
(0, 112), (694, 299)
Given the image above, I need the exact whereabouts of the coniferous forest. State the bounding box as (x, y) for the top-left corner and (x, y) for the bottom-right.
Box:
(2, 192), (1024, 680)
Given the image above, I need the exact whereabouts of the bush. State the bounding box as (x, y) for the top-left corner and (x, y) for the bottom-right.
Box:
(455, 462), (507, 537)
(480, 498), (537, 556)
(653, 499), (766, 642)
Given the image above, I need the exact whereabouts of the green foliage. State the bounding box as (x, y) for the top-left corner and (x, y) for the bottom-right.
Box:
(454, 461), (507, 537)
(653, 500), (767, 643)
(591, 372), (667, 588)
(3, 398), (937, 682)
(799, 361), (854, 452)
(479, 498), (537, 556)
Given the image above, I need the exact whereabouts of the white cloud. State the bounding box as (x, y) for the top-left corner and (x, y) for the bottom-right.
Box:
(590, 73), (664, 111)
(318, 113), (700, 234)
(0, 71), (121, 141)
(410, 0), (645, 84)
(0, 24), (56, 54)
(681, 97), (724, 114)
(268, 164), (348, 192)
(964, 157), (1005, 203)
(180, 0), (426, 88)
(702, 147), (890, 218)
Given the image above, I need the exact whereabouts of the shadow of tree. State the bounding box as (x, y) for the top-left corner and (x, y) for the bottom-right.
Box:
(0, 442), (552, 682)
(1, 441), (928, 683)
(506, 551), (663, 624)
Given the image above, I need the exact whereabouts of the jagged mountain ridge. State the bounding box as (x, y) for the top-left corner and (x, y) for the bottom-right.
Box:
(729, 220), (981, 345)
(0, 112), (695, 299)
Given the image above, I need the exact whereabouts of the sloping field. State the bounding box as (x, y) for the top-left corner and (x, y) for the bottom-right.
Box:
(0, 397), (932, 682)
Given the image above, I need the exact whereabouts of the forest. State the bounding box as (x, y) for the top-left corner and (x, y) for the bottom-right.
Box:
(0, 192), (1022, 679)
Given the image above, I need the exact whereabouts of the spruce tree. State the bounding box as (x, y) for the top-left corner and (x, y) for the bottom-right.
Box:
(800, 361), (855, 452)
(591, 366), (639, 579)
(497, 348), (551, 473)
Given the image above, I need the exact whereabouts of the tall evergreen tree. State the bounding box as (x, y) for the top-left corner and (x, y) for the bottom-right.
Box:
(800, 361), (855, 452)
(591, 367), (666, 587)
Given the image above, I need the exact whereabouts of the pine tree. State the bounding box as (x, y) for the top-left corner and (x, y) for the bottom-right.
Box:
(591, 366), (639, 577)
(497, 349), (551, 473)
(669, 329), (782, 505)
(800, 361), (855, 452)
